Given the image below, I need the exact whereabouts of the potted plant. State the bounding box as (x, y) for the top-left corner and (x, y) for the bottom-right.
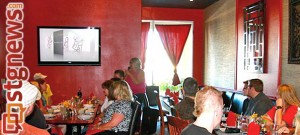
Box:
(159, 82), (182, 104)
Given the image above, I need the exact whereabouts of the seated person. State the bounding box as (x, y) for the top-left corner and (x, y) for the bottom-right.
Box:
(1, 81), (50, 134)
(175, 77), (198, 122)
(114, 69), (125, 80)
(244, 79), (273, 116)
(32, 78), (47, 109)
(100, 80), (114, 113)
(90, 80), (133, 135)
(181, 86), (223, 135)
(31, 73), (53, 106)
(264, 84), (300, 130)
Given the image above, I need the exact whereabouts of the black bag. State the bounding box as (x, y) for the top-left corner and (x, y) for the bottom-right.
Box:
(141, 107), (159, 134)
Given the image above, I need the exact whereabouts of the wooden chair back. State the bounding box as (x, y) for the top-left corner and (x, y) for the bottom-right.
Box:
(154, 90), (166, 135)
(167, 116), (189, 135)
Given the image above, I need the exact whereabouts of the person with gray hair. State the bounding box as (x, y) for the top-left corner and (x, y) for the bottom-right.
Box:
(181, 86), (223, 135)
(175, 77), (198, 122)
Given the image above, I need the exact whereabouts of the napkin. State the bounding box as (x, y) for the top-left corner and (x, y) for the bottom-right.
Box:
(247, 122), (260, 135)
(226, 111), (237, 127)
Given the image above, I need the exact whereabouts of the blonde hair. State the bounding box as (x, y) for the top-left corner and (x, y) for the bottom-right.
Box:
(130, 57), (141, 69)
(278, 84), (300, 108)
(109, 80), (133, 101)
(193, 86), (223, 117)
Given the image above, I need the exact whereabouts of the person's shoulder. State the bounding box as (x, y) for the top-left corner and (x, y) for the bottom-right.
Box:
(181, 124), (211, 135)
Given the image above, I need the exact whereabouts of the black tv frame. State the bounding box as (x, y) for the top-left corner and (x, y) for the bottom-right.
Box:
(37, 26), (101, 66)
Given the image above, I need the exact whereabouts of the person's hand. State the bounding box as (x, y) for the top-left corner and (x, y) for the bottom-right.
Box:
(277, 126), (290, 134)
(124, 69), (131, 76)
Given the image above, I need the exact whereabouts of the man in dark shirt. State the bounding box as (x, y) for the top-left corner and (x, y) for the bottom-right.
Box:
(175, 77), (198, 122)
(181, 86), (223, 135)
(25, 104), (48, 129)
(244, 79), (273, 116)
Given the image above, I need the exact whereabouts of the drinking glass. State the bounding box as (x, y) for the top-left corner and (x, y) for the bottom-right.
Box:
(60, 106), (67, 119)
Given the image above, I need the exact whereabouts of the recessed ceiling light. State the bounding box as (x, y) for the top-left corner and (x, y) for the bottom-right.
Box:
(190, 0), (193, 1)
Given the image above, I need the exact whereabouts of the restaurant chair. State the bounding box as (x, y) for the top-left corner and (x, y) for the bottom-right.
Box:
(167, 116), (189, 135)
(154, 90), (170, 135)
(129, 101), (141, 135)
(146, 86), (159, 107)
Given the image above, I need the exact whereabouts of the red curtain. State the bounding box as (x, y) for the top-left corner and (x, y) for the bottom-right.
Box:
(156, 24), (191, 85)
(141, 22), (150, 69)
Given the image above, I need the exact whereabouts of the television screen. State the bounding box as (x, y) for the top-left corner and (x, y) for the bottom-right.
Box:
(37, 26), (101, 66)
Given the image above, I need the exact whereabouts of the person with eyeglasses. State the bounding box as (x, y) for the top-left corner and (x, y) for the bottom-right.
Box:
(243, 79), (273, 116)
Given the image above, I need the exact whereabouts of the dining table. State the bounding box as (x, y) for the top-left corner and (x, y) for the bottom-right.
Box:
(45, 104), (100, 134)
(214, 123), (294, 135)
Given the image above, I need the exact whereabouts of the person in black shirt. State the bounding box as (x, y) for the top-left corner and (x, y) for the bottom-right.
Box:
(181, 86), (223, 135)
(175, 77), (198, 122)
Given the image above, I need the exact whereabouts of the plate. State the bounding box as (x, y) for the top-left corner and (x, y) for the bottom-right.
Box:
(44, 114), (55, 119)
(78, 114), (92, 120)
(83, 104), (93, 108)
(219, 128), (226, 132)
(51, 105), (59, 110)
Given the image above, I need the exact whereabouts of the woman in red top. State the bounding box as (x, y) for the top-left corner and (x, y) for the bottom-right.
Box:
(265, 84), (300, 130)
(125, 57), (146, 96)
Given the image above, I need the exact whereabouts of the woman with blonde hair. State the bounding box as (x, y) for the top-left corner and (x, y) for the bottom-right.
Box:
(265, 84), (300, 133)
(90, 80), (133, 135)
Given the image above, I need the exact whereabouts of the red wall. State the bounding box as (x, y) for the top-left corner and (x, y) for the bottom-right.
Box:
(236, 0), (282, 96)
(0, 0), (141, 104)
(142, 7), (205, 85)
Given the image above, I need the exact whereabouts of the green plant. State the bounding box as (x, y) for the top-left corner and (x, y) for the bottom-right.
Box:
(159, 82), (182, 93)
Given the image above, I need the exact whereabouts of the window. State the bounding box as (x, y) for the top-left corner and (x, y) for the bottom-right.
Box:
(144, 21), (193, 86)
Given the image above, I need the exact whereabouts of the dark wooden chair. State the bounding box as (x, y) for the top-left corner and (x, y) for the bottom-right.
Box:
(167, 116), (189, 135)
(129, 101), (141, 135)
(154, 90), (170, 135)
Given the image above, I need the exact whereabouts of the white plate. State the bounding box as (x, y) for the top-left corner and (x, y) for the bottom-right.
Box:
(44, 114), (55, 119)
(83, 104), (93, 108)
(219, 128), (226, 132)
(51, 105), (59, 110)
(78, 114), (92, 120)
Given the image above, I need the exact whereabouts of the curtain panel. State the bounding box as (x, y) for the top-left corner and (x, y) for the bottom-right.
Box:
(155, 24), (191, 85)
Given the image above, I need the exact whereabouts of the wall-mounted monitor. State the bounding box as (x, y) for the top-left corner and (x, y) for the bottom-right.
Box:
(37, 26), (101, 66)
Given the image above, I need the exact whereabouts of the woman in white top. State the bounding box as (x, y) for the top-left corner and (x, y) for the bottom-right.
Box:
(100, 80), (114, 113)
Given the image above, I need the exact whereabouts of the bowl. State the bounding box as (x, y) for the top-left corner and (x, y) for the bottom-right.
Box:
(83, 104), (93, 108)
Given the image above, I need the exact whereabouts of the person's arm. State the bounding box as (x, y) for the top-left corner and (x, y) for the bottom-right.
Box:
(275, 98), (285, 129)
(97, 113), (124, 130)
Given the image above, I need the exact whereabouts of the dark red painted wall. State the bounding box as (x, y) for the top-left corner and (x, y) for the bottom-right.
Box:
(236, 0), (282, 96)
(0, 0), (141, 104)
(142, 7), (205, 85)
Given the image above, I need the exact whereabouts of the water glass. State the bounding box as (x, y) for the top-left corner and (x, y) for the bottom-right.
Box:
(60, 106), (67, 119)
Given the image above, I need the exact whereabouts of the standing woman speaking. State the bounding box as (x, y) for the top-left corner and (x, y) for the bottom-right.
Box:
(125, 57), (146, 106)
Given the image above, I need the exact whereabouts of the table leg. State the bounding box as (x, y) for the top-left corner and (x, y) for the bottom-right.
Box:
(77, 125), (81, 135)
(66, 125), (73, 135)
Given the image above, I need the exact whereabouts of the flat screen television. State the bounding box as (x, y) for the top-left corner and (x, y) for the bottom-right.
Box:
(37, 26), (101, 66)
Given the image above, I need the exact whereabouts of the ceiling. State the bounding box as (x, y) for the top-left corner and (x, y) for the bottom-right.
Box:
(142, 0), (219, 9)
